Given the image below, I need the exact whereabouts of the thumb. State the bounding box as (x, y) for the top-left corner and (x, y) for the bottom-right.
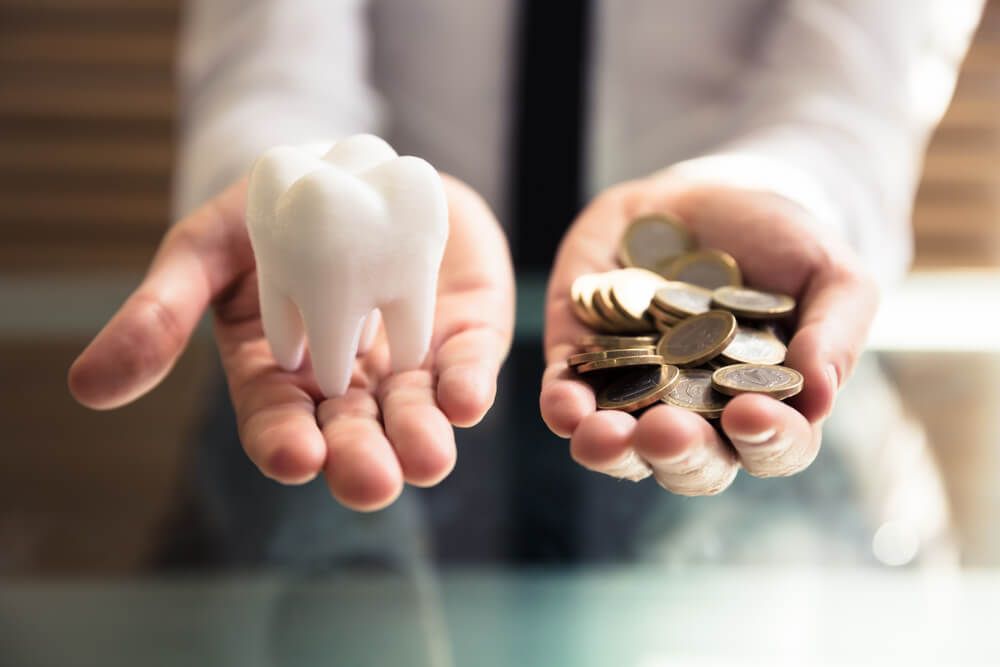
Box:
(69, 180), (251, 409)
(785, 259), (879, 423)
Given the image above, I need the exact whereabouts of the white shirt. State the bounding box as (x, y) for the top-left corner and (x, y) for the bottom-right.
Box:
(175, 0), (984, 284)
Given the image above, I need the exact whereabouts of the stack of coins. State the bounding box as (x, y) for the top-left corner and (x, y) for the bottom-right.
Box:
(569, 213), (804, 417)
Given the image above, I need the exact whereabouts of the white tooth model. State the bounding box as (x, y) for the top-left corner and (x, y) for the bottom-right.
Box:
(246, 134), (449, 397)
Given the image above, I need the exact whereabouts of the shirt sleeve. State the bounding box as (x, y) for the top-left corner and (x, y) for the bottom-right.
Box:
(660, 0), (985, 285)
(173, 0), (381, 216)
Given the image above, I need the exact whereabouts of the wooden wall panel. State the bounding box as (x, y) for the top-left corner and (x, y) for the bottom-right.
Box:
(0, 0), (179, 273)
(913, 1), (1000, 268)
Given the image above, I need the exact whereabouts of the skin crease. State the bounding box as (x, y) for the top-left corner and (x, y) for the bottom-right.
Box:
(68, 174), (515, 512)
(68, 169), (878, 508)
(540, 175), (879, 496)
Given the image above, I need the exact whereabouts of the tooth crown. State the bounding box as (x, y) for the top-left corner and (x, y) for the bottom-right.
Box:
(245, 134), (449, 397)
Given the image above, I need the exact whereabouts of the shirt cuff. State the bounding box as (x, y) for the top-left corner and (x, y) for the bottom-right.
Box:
(657, 152), (849, 244)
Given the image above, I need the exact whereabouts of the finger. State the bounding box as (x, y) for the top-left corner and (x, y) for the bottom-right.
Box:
(318, 389), (405, 512)
(539, 190), (640, 438)
(432, 176), (515, 427)
(569, 409), (639, 475)
(68, 180), (252, 410)
(721, 393), (820, 478)
(633, 404), (739, 496)
(539, 358), (596, 438)
(378, 370), (457, 486)
(434, 324), (507, 427)
(786, 262), (879, 422)
(210, 323), (327, 485)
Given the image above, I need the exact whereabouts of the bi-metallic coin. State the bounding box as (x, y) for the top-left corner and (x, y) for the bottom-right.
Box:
(711, 363), (804, 400)
(568, 347), (657, 367)
(618, 214), (694, 272)
(597, 364), (680, 412)
(576, 354), (665, 374)
(578, 334), (660, 350)
(656, 310), (737, 367)
(651, 282), (713, 317)
(720, 326), (787, 365)
(662, 368), (730, 419)
(661, 249), (741, 289)
(712, 286), (795, 320)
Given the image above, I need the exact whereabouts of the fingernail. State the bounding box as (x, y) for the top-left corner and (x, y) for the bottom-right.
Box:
(826, 364), (839, 393)
(731, 427), (776, 445)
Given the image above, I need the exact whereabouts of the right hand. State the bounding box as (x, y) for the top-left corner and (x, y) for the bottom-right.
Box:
(69, 175), (515, 511)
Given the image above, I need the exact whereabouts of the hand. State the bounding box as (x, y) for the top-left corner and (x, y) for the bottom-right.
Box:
(539, 177), (878, 495)
(69, 175), (514, 511)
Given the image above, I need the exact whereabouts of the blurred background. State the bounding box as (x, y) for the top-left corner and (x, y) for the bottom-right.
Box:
(0, 0), (999, 578)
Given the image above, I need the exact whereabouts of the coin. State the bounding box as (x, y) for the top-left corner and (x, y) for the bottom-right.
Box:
(651, 282), (713, 317)
(711, 364), (804, 400)
(597, 272), (653, 332)
(618, 214), (694, 272)
(578, 334), (660, 350)
(719, 326), (786, 365)
(570, 273), (605, 329)
(647, 305), (683, 327)
(609, 268), (668, 322)
(761, 321), (790, 345)
(662, 369), (730, 419)
(712, 286), (795, 320)
(593, 278), (639, 331)
(661, 249), (741, 289)
(656, 310), (737, 367)
(568, 347), (657, 367)
(652, 319), (674, 334)
(576, 354), (665, 374)
(597, 364), (680, 412)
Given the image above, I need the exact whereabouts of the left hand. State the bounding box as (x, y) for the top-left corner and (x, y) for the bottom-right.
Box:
(539, 176), (879, 495)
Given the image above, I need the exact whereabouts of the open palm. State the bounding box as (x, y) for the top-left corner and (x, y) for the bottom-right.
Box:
(69, 175), (514, 511)
(540, 177), (878, 495)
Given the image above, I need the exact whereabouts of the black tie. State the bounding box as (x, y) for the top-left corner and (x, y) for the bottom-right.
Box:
(508, 0), (593, 561)
(510, 0), (592, 270)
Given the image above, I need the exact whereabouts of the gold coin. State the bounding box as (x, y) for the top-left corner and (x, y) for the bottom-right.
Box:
(570, 273), (605, 329)
(618, 214), (694, 272)
(711, 363), (804, 400)
(656, 310), (737, 367)
(712, 286), (796, 320)
(568, 347), (657, 367)
(660, 249), (741, 289)
(578, 334), (660, 350)
(720, 326), (787, 365)
(651, 282), (713, 317)
(598, 364), (680, 412)
(608, 268), (668, 322)
(662, 368), (730, 419)
(576, 354), (664, 374)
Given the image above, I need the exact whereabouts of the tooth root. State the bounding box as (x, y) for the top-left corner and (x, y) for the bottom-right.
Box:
(300, 299), (365, 397)
(357, 309), (381, 356)
(381, 286), (436, 373)
(257, 274), (306, 370)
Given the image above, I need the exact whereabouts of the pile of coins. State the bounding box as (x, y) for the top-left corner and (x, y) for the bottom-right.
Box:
(569, 214), (804, 416)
